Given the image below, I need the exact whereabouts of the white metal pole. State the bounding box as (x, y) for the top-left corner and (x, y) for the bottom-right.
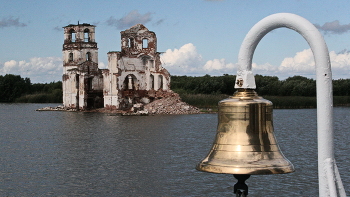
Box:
(234, 13), (344, 196)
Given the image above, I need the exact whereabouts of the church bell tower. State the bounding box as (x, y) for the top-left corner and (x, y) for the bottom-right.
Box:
(62, 23), (103, 110)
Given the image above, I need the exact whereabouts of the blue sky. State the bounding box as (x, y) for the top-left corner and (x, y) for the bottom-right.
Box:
(0, 0), (350, 83)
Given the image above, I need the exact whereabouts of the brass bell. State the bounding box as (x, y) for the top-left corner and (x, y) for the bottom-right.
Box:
(197, 89), (294, 175)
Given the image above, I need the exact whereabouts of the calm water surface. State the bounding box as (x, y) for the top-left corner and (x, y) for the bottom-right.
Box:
(0, 103), (349, 196)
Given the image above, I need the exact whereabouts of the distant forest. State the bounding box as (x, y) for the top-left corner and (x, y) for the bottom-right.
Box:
(0, 74), (62, 103)
(1, 74), (350, 106)
(171, 74), (350, 96)
(171, 74), (350, 108)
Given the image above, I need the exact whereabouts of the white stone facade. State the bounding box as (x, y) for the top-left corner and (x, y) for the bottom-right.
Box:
(62, 23), (170, 110)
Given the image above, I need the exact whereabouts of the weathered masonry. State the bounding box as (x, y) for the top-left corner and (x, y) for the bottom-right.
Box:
(62, 23), (104, 110)
(62, 23), (171, 110)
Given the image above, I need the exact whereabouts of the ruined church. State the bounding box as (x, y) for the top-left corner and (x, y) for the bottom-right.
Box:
(62, 23), (171, 110)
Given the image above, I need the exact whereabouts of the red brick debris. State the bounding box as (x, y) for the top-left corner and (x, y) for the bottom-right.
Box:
(143, 93), (200, 115)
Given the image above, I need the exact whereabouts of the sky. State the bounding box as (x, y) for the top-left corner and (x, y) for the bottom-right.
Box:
(0, 0), (350, 83)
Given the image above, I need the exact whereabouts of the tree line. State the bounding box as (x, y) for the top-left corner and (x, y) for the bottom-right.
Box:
(0, 74), (62, 103)
(171, 74), (350, 96)
(1, 73), (350, 103)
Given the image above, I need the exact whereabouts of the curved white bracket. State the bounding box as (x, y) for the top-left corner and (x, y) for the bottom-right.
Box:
(235, 13), (331, 89)
(235, 13), (345, 196)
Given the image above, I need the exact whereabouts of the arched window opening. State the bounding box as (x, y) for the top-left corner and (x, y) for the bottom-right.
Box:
(86, 52), (91, 61)
(69, 53), (73, 62)
(84, 29), (90, 42)
(123, 75), (138, 90)
(127, 75), (133, 90)
(142, 38), (148, 48)
(150, 74), (154, 89)
(70, 29), (76, 42)
(158, 75), (163, 90)
(128, 38), (134, 48)
(149, 60), (154, 68)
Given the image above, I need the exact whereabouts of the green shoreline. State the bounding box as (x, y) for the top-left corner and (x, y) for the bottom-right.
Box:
(2, 74), (350, 110)
(7, 93), (350, 111)
(179, 93), (350, 111)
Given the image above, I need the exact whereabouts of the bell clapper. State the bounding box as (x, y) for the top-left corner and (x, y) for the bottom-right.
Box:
(233, 174), (250, 197)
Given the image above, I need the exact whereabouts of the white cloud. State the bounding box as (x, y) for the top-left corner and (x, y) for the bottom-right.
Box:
(203, 58), (236, 73)
(2, 47), (348, 84)
(161, 43), (350, 79)
(279, 49), (315, 73)
(277, 49), (350, 79)
(161, 43), (203, 75)
(161, 43), (237, 76)
(204, 58), (225, 70)
(0, 57), (62, 83)
(329, 50), (350, 78)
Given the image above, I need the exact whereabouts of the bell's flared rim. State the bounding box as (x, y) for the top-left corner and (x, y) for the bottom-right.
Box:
(196, 162), (295, 175)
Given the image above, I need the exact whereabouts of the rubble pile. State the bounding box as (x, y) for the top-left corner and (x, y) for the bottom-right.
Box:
(36, 106), (68, 111)
(143, 93), (200, 115)
(36, 92), (201, 115)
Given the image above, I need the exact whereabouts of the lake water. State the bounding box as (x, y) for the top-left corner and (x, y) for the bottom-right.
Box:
(0, 103), (349, 196)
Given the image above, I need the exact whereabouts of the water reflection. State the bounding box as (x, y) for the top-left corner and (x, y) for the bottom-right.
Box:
(0, 104), (349, 196)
